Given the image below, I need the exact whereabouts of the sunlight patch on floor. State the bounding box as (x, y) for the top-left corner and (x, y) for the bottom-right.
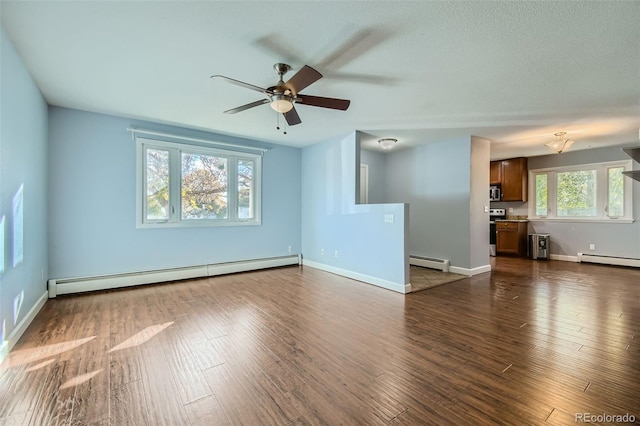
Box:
(109, 321), (174, 352)
(4, 336), (96, 368)
(25, 358), (56, 372)
(60, 369), (103, 390)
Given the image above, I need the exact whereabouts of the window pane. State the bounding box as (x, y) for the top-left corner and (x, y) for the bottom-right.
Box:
(608, 167), (624, 217)
(237, 159), (254, 219)
(556, 170), (597, 217)
(146, 149), (170, 220)
(181, 153), (228, 220)
(535, 174), (547, 216)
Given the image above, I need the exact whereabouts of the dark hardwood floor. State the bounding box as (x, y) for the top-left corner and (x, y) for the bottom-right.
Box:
(1, 257), (639, 425)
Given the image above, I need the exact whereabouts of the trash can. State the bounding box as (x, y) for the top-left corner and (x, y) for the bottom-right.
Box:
(529, 234), (550, 260)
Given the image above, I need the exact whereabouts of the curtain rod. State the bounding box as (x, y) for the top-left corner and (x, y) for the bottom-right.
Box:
(126, 127), (270, 154)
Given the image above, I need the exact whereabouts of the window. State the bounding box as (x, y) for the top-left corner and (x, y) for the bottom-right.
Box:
(137, 138), (261, 227)
(529, 160), (633, 222)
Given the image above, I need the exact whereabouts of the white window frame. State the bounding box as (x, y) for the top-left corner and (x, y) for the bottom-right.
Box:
(528, 160), (633, 223)
(136, 137), (262, 228)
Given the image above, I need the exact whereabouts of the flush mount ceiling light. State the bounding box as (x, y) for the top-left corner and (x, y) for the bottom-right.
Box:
(378, 138), (398, 150)
(546, 132), (574, 154)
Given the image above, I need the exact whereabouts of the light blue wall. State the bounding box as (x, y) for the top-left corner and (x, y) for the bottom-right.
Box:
(301, 132), (408, 291)
(360, 149), (387, 204)
(527, 145), (640, 258)
(48, 107), (301, 279)
(385, 136), (482, 269)
(0, 27), (49, 345)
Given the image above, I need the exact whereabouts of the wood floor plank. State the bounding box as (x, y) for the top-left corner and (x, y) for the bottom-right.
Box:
(183, 394), (229, 425)
(202, 363), (271, 426)
(110, 379), (150, 426)
(108, 348), (141, 390)
(69, 297), (111, 425)
(137, 344), (190, 426)
(27, 360), (72, 426)
(156, 323), (213, 405)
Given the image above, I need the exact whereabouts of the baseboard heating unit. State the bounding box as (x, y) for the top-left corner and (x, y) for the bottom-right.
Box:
(577, 253), (640, 268)
(47, 255), (301, 298)
(409, 255), (450, 273)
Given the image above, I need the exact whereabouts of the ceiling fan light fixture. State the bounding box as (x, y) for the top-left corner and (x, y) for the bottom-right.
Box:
(270, 95), (293, 113)
(546, 132), (574, 154)
(378, 138), (398, 150)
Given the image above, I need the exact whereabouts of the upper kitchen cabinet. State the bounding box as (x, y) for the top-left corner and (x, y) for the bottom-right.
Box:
(501, 157), (528, 201)
(490, 161), (502, 185)
(491, 157), (528, 202)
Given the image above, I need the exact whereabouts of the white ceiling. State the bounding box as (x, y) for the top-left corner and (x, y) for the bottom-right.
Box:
(1, 1), (639, 159)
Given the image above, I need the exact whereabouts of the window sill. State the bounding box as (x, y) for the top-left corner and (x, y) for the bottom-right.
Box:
(528, 218), (634, 224)
(137, 220), (261, 229)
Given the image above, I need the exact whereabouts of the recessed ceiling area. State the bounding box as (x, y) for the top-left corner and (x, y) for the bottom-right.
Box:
(1, 1), (638, 159)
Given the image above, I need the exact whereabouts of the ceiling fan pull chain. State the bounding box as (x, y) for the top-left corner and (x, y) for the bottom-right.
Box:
(276, 111), (280, 130)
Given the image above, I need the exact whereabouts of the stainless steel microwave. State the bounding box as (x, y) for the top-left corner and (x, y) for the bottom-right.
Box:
(490, 186), (501, 201)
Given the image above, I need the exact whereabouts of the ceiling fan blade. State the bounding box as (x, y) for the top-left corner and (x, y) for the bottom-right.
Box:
(211, 75), (268, 94)
(224, 99), (269, 114)
(323, 71), (398, 86)
(295, 95), (350, 111)
(284, 65), (322, 95)
(314, 28), (389, 71)
(284, 107), (302, 126)
(252, 34), (304, 66)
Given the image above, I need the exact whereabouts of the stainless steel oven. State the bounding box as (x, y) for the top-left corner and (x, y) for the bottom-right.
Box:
(489, 208), (506, 256)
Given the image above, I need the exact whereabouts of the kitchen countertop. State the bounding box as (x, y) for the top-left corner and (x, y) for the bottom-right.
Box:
(495, 219), (529, 222)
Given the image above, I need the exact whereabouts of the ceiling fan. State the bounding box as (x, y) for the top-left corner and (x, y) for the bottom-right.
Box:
(211, 63), (350, 126)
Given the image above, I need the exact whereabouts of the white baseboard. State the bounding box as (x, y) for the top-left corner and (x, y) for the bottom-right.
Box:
(0, 291), (48, 366)
(550, 254), (579, 262)
(409, 256), (450, 272)
(302, 260), (409, 294)
(48, 255), (300, 298)
(450, 264), (492, 276)
(576, 253), (640, 267)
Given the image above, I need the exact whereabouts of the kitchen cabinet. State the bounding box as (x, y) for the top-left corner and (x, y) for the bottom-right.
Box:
(491, 157), (528, 202)
(496, 221), (528, 256)
(490, 161), (502, 185)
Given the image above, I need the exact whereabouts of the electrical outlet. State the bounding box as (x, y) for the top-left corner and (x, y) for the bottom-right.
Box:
(384, 214), (395, 223)
(288, 246), (292, 253)
(508, 208), (514, 213)
(484, 206), (489, 213)
(320, 248), (324, 256)
(589, 244), (596, 251)
(334, 250), (339, 258)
